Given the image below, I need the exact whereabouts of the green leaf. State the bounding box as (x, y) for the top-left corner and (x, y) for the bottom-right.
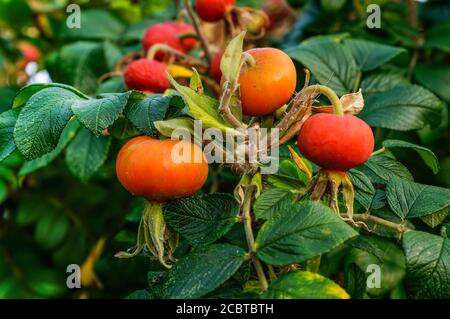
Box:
(359, 84), (443, 131)
(168, 77), (236, 133)
(12, 83), (89, 109)
(160, 244), (246, 298)
(189, 68), (203, 93)
(13, 87), (81, 160)
(344, 264), (367, 299)
(386, 177), (450, 220)
(255, 201), (358, 266)
(48, 42), (111, 95)
(126, 289), (154, 299)
(414, 63), (450, 103)
(360, 72), (409, 95)
(97, 76), (126, 94)
(262, 271), (349, 299)
(253, 188), (294, 220)
(0, 181), (6, 204)
(108, 116), (141, 139)
(355, 154), (413, 185)
(347, 235), (406, 297)
(0, 109), (19, 162)
(59, 9), (124, 41)
(424, 22), (450, 53)
(65, 127), (111, 182)
(35, 212), (70, 250)
(345, 39), (407, 72)
(421, 209), (450, 229)
(287, 39), (357, 96)
(19, 120), (80, 176)
(348, 169), (376, 210)
(402, 230), (450, 298)
(125, 93), (170, 136)
(28, 269), (67, 298)
(164, 194), (239, 247)
(382, 139), (440, 174)
(221, 31), (245, 83)
(320, 0), (346, 12)
(72, 92), (134, 136)
(154, 117), (195, 138)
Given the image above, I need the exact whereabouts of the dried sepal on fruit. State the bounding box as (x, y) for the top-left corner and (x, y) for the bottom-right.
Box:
(115, 136), (209, 267)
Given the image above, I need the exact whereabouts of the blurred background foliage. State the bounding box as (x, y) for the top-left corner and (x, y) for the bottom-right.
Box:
(0, 0), (449, 298)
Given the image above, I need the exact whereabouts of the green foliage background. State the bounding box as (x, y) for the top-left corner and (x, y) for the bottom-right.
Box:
(0, 0), (449, 299)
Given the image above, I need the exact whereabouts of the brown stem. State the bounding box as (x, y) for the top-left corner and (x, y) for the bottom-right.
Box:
(219, 82), (246, 129)
(184, 0), (212, 63)
(406, 0), (418, 28)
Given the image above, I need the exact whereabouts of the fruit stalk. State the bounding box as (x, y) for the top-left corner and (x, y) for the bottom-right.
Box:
(301, 85), (344, 116)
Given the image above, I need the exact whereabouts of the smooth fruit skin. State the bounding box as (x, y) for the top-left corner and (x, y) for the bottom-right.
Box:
(123, 59), (170, 93)
(239, 48), (297, 116)
(210, 51), (224, 81)
(143, 23), (185, 59)
(196, 0), (235, 22)
(297, 114), (375, 172)
(165, 21), (198, 51)
(116, 136), (209, 202)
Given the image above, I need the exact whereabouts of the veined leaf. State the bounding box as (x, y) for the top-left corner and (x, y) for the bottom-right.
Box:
(164, 194), (239, 247)
(386, 177), (450, 220)
(0, 109), (20, 162)
(287, 39), (357, 96)
(65, 127), (111, 182)
(255, 201), (358, 266)
(262, 271), (349, 299)
(382, 139), (440, 174)
(359, 84), (443, 131)
(402, 230), (450, 298)
(14, 87), (82, 160)
(160, 244), (246, 298)
(345, 39), (407, 72)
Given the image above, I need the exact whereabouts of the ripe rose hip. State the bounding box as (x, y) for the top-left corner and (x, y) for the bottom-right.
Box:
(196, 0), (236, 23)
(210, 51), (224, 81)
(116, 136), (209, 202)
(165, 21), (198, 51)
(238, 47), (297, 116)
(123, 59), (170, 93)
(297, 113), (374, 172)
(143, 23), (185, 59)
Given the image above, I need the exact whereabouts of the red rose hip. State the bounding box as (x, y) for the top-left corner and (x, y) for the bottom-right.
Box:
(196, 0), (235, 22)
(297, 113), (374, 172)
(123, 59), (170, 93)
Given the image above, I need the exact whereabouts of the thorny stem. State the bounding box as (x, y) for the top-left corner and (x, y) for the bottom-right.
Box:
(184, 0), (212, 63)
(341, 213), (410, 233)
(242, 185), (269, 291)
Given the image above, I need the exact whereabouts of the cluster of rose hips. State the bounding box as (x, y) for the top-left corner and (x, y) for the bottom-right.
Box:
(123, 0), (238, 94)
(116, 0), (374, 264)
